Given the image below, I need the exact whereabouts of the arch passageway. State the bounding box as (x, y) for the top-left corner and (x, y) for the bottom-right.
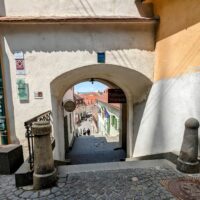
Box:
(50, 64), (152, 161)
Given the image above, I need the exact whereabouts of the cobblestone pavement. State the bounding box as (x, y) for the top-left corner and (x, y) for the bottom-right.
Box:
(1, 166), (199, 200)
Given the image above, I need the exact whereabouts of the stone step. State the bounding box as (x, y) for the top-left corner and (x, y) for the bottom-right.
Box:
(16, 152), (179, 187)
(15, 159), (71, 187)
(0, 144), (24, 175)
(15, 159), (33, 188)
(58, 159), (177, 176)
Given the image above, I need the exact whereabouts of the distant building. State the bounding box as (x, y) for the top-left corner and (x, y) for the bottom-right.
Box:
(74, 93), (85, 124)
(79, 92), (100, 106)
(74, 92), (100, 134)
(96, 90), (121, 137)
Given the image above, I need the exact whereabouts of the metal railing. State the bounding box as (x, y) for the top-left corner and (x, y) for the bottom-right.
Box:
(24, 110), (52, 170)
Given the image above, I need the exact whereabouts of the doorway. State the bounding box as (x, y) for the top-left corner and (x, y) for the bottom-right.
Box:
(63, 81), (126, 164)
(0, 62), (8, 145)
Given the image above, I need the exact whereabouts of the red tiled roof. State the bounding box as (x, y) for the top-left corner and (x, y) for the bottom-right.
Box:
(74, 93), (83, 100)
(77, 92), (100, 106)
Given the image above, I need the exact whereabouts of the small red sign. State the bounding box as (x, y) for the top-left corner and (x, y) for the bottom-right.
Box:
(16, 59), (25, 70)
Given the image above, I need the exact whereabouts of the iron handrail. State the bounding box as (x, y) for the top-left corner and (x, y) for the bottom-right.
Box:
(24, 110), (52, 170)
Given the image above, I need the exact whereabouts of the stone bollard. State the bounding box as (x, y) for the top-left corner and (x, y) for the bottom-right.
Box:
(32, 121), (57, 190)
(176, 118), (199, 173)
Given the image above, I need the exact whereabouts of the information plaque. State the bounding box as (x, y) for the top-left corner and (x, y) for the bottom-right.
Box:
(108, 89), (126, 103)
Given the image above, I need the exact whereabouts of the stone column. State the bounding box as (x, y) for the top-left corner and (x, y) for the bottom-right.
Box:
(176, 118), (199, 173)
(32, 121), (57, 190)
(126, 97), (134, 158)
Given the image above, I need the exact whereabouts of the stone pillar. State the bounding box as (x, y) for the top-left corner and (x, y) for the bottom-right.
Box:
(176, 118), (199, 173)
(32, 121), (57, 190)
(126, 98), (134, 158)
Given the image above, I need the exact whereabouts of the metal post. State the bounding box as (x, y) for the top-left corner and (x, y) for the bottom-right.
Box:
(32, 121), (57, 190)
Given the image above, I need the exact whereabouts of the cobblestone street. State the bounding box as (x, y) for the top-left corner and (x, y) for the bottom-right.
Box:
(0, 161), (200, 200)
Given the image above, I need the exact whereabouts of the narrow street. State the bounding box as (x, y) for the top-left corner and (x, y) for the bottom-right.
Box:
(67, 119), (126, 164)
(67, 135), (125, 164)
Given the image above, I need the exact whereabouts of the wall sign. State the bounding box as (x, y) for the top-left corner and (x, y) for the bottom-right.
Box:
(34, 91), (43, 99)
(16, 60), (26, 75)
(14, 51), (26, 75)
(16, 59), (25, 70)
(16, 79), (29, 101)
(97, 52), (105, 63)
(14, 51), (24, 60)
(108, 89), (126, 103)
(63, 100), (76, 112)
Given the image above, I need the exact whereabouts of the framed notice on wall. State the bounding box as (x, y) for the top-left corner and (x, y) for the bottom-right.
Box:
(14, 51), (26, 75)
(16, 59), (26, 75)
(34, 91), (43, 99)
(16, 79), (29, 101)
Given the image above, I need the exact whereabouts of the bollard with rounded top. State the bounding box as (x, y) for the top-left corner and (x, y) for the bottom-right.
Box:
(176, 118), (199, 173)
(32, 121), (57, 190)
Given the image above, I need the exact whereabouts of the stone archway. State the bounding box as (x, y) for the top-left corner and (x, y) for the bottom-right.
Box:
(50, 64), (152, 161)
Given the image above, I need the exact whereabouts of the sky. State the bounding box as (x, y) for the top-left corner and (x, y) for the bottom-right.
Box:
(74, 81), (107, 93)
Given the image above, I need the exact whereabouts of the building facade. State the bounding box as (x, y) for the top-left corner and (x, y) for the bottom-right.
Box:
(0, 0), (199, 160)
(96, 90), (121, 137)
(79, 92), (100, 106)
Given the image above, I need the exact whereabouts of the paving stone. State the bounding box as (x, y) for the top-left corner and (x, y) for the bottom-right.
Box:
(47, 194), (55, 199)
(7, 195), (20, 200)
(57, 182), (65, 188)
(1, 166), (200, 199)
(51, 186), (60, 193)
(57, 177), (66, 183)
(20, 191), (33, 198)
(39, 189), (51, 197)
(30, 191), (39, 199)
(14, 189), (24, 196)
(55, 191), (62, 196)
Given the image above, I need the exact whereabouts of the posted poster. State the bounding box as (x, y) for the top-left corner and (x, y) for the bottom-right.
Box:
(16, 79), (29, 101)
(16, 59), (26, 75)
(14, 51), (26, 75)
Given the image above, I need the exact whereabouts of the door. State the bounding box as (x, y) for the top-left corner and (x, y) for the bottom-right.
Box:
(0, 63), (7, 144)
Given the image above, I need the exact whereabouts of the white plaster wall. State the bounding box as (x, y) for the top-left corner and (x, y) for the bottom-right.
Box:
(0, 0), (142, 17)
(0, 24), (154, 142)
(51, 95), (65, 160)
(0, 22), (155, 160)
(133, 72), (200, 157)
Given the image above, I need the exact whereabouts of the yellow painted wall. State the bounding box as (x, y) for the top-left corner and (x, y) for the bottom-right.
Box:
(147, 0), (200, 81)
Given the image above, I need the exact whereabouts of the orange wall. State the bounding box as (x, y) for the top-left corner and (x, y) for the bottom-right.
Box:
(147, 0), (200, 81)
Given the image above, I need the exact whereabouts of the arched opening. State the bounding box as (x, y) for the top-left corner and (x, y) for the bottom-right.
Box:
(50, 64), (152, 161)
(63, 80), (127, 164)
